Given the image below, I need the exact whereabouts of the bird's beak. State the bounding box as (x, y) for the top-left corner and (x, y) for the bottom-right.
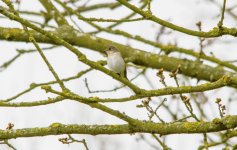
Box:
(104, 49), (109, 55)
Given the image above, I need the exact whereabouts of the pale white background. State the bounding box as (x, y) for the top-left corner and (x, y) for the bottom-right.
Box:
(0, 0), (237, 149)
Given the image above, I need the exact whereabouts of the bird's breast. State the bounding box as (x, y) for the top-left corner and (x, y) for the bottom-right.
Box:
(107, 54), (125, 73)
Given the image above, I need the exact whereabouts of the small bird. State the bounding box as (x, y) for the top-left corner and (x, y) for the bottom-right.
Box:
(105, 46), (127, 79)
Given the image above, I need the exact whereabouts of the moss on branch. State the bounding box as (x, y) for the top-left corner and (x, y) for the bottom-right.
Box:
(0, 115), (236, 139)
(0, 27), (236, 88)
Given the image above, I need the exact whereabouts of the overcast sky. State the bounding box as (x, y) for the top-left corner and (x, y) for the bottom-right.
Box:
(0, 0), (237, 149)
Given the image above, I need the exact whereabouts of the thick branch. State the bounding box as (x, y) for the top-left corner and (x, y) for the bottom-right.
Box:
(42, 76), (230, 103)
(1, 115), (237, 139)
(0, 27), (236, 88)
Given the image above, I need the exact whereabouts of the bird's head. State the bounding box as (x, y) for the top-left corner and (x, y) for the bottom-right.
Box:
(105, 46), (120, 55)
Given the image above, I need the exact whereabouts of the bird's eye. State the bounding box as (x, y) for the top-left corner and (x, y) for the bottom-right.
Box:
(109, 47), (111, 50)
